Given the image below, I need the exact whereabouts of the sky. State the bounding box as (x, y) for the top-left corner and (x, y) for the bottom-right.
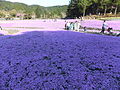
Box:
(6, 0), (70, 7)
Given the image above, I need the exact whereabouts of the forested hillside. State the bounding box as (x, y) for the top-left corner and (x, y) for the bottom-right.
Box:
(0, 0), (68, 19)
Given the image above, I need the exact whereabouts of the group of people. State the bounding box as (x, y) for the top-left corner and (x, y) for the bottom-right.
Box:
(65, 20), (114, 35)
(65, 21), (81, 31)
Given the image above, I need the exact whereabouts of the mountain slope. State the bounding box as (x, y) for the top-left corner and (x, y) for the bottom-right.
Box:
(0, 0), (68, 18)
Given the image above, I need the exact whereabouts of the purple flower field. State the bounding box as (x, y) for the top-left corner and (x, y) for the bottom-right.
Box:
(0, 29), (120, 89)
(81, 20), (120, 30)
(0, 19), (120, 36)
(1, 19), (120, 31)
(0, 19), (66, 30)
(0, 19), (120, 89)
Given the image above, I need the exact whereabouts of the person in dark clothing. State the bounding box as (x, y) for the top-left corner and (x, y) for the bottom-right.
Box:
(0, 26), (2, 30)
(83, 26), (87, 31)
(107, 27), (113, 34)
(116, 33), (120, 36)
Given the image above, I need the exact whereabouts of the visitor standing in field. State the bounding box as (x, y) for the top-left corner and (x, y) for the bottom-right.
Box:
(74, 21), (77, 31)
(75, 21), (81, 31)
(66, 22), (70, 30)
(83, 26), (87, 31)
(74, 21), (79, 31)
(0, 26), (2, 30)
(101, 20), (109, 33)
(65, 22), (67, 30)
(70, 22), (74, 30)
(78, 21), (81, 31)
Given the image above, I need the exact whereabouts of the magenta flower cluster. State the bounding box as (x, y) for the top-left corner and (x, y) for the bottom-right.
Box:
(81, 20), (120, 30)
(1, 19), (120, 31)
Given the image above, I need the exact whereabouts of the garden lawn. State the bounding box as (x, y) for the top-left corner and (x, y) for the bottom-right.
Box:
(0, 30), (120, 89)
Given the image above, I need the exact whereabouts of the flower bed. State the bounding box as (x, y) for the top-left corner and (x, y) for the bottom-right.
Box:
(0, 19), (120, 36)
(0, 31), (120, 89)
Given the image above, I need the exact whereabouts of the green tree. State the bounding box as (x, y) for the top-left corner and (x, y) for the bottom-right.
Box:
(35, 6), (41, 18)
(100, 0), (110, 15)
(9, 9), (17, 17)
(111, 0), (120, 15)
(0, 12), (5, 18)
(67, 0), (82, 18)
(67, 0), (92, 18)
(78, 0), (92, 17)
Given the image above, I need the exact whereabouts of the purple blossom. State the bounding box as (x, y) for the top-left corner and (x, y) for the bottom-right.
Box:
(0, 20), (120, 89)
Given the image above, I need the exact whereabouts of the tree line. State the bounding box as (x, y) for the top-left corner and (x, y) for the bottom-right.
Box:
(67, 0), (120, 18)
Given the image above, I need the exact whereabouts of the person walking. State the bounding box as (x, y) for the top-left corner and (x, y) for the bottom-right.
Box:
(101, 20), (109, 33)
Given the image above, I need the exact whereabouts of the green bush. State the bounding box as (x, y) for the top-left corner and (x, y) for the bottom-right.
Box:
(0, 12), (5, 18)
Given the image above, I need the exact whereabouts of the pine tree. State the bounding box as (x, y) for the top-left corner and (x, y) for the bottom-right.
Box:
(78, 0), (92, 17)
(67, 0), (92, 18)
(67, 0), (82, 18)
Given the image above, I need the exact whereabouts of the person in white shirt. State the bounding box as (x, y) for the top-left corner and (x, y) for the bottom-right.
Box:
(101, 20), (109, 33)
(74, 21), (81, 31)
(66, 22), (70, 30)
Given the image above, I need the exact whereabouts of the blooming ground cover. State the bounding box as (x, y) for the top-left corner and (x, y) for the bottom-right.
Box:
(0, 30), (120, 89)
(81, 20), (120, 31)
(0, 19), (66, 35)
(0, 19), (120, 36)
(0, 19), (66, 30)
